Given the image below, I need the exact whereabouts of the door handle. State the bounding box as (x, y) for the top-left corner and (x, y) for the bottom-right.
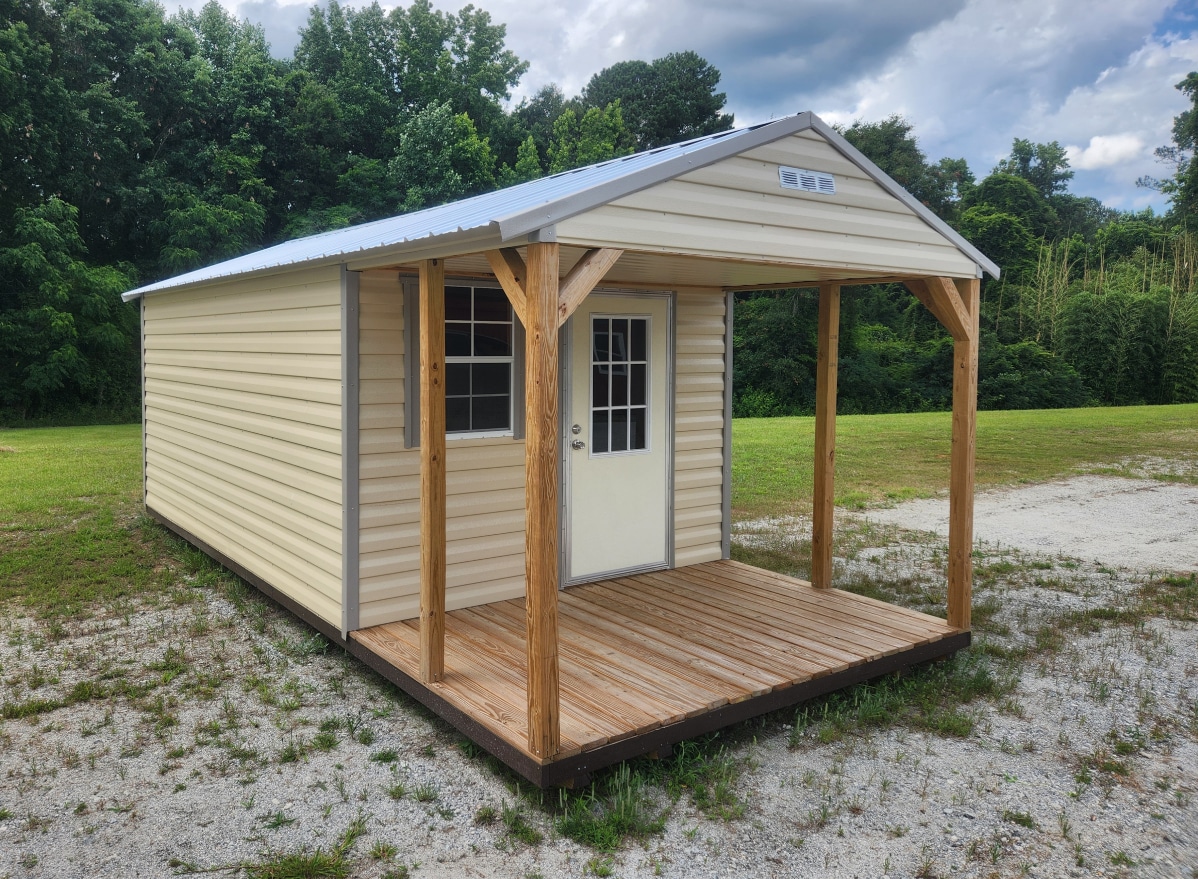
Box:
(571, 439), (586, 450)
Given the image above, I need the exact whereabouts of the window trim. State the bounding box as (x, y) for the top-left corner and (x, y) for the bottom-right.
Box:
(403, 276), (525, 449)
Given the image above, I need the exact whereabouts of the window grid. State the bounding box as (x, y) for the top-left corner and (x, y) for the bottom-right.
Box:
(591, 316), (649, 455)
(445, 286), (514, 434)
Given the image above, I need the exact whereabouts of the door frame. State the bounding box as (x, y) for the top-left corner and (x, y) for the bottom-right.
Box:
(559, 290), (676, 587)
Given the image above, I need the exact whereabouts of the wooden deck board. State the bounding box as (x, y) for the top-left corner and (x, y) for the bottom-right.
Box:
(350, 560), (964, 776)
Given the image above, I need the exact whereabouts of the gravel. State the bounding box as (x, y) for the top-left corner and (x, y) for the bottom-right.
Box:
(2, 474), (1196, 878)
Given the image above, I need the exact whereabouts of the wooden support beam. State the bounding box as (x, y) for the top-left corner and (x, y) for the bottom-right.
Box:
(557, 248), (623, 327)
(948, 277), (980, 630)
(811, 283), (840, 589)
(419, 259), (446, 683)
(927, 276), (973, 342)
(524, 241), (561, 759)
(485, 248), (527, 324)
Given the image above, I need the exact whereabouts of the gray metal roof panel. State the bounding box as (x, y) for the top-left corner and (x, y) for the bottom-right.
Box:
(123, 112), (996, 300)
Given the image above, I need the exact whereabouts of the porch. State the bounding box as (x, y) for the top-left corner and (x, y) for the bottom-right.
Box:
(348, 559), (968, 787)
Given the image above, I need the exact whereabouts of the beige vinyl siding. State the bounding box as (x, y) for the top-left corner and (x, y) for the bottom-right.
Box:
(555, 131), (980, 280)
(673, 288), (726, 566)
(356, 272), (527, 628)
(143, 267), (344, 627)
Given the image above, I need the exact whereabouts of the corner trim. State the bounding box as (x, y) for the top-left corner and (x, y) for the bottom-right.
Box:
(341, 266), (361, 637)
(141, 296), (148, 505)
(721, 290), (734, 559)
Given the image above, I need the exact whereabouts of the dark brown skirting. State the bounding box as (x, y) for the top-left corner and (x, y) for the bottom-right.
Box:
(149, 507), (971, 788)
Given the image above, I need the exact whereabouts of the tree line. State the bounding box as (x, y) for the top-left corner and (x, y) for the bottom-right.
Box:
(2, 0), (1196, 423)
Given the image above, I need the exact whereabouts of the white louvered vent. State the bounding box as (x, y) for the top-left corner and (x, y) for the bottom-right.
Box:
(778, 165), (836, 195)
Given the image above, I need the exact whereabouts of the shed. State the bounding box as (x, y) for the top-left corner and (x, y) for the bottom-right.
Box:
(124, 112), (998, 786)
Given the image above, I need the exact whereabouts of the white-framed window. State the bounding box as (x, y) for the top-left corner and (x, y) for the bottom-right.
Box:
(590, 315), (650, 454)
(403, 278), (524, 446)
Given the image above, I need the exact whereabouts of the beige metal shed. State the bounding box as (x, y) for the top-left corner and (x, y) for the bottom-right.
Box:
(125, 112), (997, 786)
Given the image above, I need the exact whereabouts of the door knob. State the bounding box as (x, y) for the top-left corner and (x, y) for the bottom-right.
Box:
(571, 439), (586, 450)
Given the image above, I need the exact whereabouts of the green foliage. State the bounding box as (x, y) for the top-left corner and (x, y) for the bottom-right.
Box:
(547, 103), (633, 174)
(580, 51), (733, 150)
(994, 138), (1074, 199)
(390, 102), (496, 211)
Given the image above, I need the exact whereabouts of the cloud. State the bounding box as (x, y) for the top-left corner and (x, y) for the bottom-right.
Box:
(1066, 134), (1147, 170)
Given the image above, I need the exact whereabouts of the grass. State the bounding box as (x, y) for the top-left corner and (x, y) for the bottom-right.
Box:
(733, 403), (1198, 517)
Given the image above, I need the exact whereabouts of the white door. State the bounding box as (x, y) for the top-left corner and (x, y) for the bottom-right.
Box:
(566, 294), (671, 583)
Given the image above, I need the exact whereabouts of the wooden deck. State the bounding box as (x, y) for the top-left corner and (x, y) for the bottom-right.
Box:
(348, 559), (968, 786)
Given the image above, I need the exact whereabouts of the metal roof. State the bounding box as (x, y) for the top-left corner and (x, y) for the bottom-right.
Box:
(123, 112), (998, 301)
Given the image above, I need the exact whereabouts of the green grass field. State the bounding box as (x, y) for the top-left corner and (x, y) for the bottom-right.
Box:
(733, 403), (1198, 517)
(1, 404), (1195, 615)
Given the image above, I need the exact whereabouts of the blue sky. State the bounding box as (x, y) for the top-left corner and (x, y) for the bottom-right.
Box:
(165, 0), (1198, 213)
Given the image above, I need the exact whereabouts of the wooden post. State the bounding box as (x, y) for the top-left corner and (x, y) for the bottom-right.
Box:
(419, 259), (446, 682)
(523, 242), (561, 758)
(948, 277), (980, 630)
(811, 283), (840, 589)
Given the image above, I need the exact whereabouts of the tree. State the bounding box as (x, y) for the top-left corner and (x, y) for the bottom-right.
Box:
(839, 116), (968, 219)
(994, 138), (1074, 200)
(389, 102), (495, 212)
(581, 51), (733, 150)
(1139, 71), (1198, 222)
(963, 173), (1058, 239)
(547, 103), (632, 174)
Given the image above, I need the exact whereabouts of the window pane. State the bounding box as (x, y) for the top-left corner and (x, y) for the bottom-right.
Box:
(472, 395), (509, 431)
(611, 369), (627, 406)
(445, 286), (471, 321)
(473, 322), (512, 356)
(630, 319), (646, 361)
(610, 408), (628, 452)
(474, 288), (510, 322)
(630, 407), (646, 450)
(445, 323), (471, 356)
(610, 319), (628, 362)
(592, 321), (609, 363)
(447, 363), (470, 396)
(630, 363), (646, 406)
(471, 363), (510, 396)
(592, 365), (608, 407)
(592, 409), (609, 454)
(446, 398), (470, 432)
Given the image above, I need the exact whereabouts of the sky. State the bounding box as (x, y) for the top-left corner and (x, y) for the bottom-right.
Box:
(162, 0), (1198, 213)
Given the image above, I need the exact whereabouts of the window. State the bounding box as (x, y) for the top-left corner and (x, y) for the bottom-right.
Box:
(403, 280), (522, 446)
(591, 316), (649, 454)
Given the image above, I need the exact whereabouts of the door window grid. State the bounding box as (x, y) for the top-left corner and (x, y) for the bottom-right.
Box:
(445, 285), (513, 433)
(591, 316), (648, 454)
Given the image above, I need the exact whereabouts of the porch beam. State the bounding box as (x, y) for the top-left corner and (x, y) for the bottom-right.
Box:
(485, 248), (527, 324)
(948, 277), (980, 630)
(418, 259), (446, 683)
(811, 283), (840, 589)
(524, 241), (561, 758)
(557, 248), (623, 327)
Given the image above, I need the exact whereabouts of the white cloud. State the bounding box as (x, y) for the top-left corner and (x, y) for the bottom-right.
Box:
(1066, 135), (1146, 170)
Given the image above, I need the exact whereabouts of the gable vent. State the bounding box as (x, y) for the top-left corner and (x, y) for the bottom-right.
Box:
(778, 165), (836, 195)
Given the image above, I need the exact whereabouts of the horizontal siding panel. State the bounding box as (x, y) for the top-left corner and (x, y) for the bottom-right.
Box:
(676, 372), (724, 395)
(147, 377), (341, 430)
(675, 485), (723, 512)
(360, 354), (403, 381)
(145, 363), (342, 405)
(148, 450), (341, 553)
(147, 331), (341, 356)
(675, 524), (724, 551)
(359, 574), (525, 627)
(360, 381), (404, 406)
(360, 426), (404, 455)
(149, 492), (341, 626)
(149, 406), (341, 480)
(676, 412), (723, 433)
(676, 335), (725, 356)
(676, 428), (724, 453)
(360, 330), (404, 356)
(360, 552), (525, 602)
(359, 487), (523, 530)
(360, 405), (404, 432)
(361, 532), (524, 579)
(145, 306), (341, 336)
(146, 434), (341, 527)
(676, 505), (722, 531)
(676, 468), (723, 491)
(149, 467), (342, 580)
(743, 134), (874, 179)
(676, 355), (724, 375)
(615, 179), (951, 248)
(675, 448), (724, 472)
(675, 544), (723, 567)
(146, 349), (341, 381)
(146, 391), (341, 455)
(360, 508), (524, 555)
(146, 421), (341, 505)
(558, 204), (977, 277)
(675, 392), (724, 413)
(144, 278), (340, 321)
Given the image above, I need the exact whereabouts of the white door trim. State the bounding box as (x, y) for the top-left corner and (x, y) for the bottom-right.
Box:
(560, 290), (675, 587)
